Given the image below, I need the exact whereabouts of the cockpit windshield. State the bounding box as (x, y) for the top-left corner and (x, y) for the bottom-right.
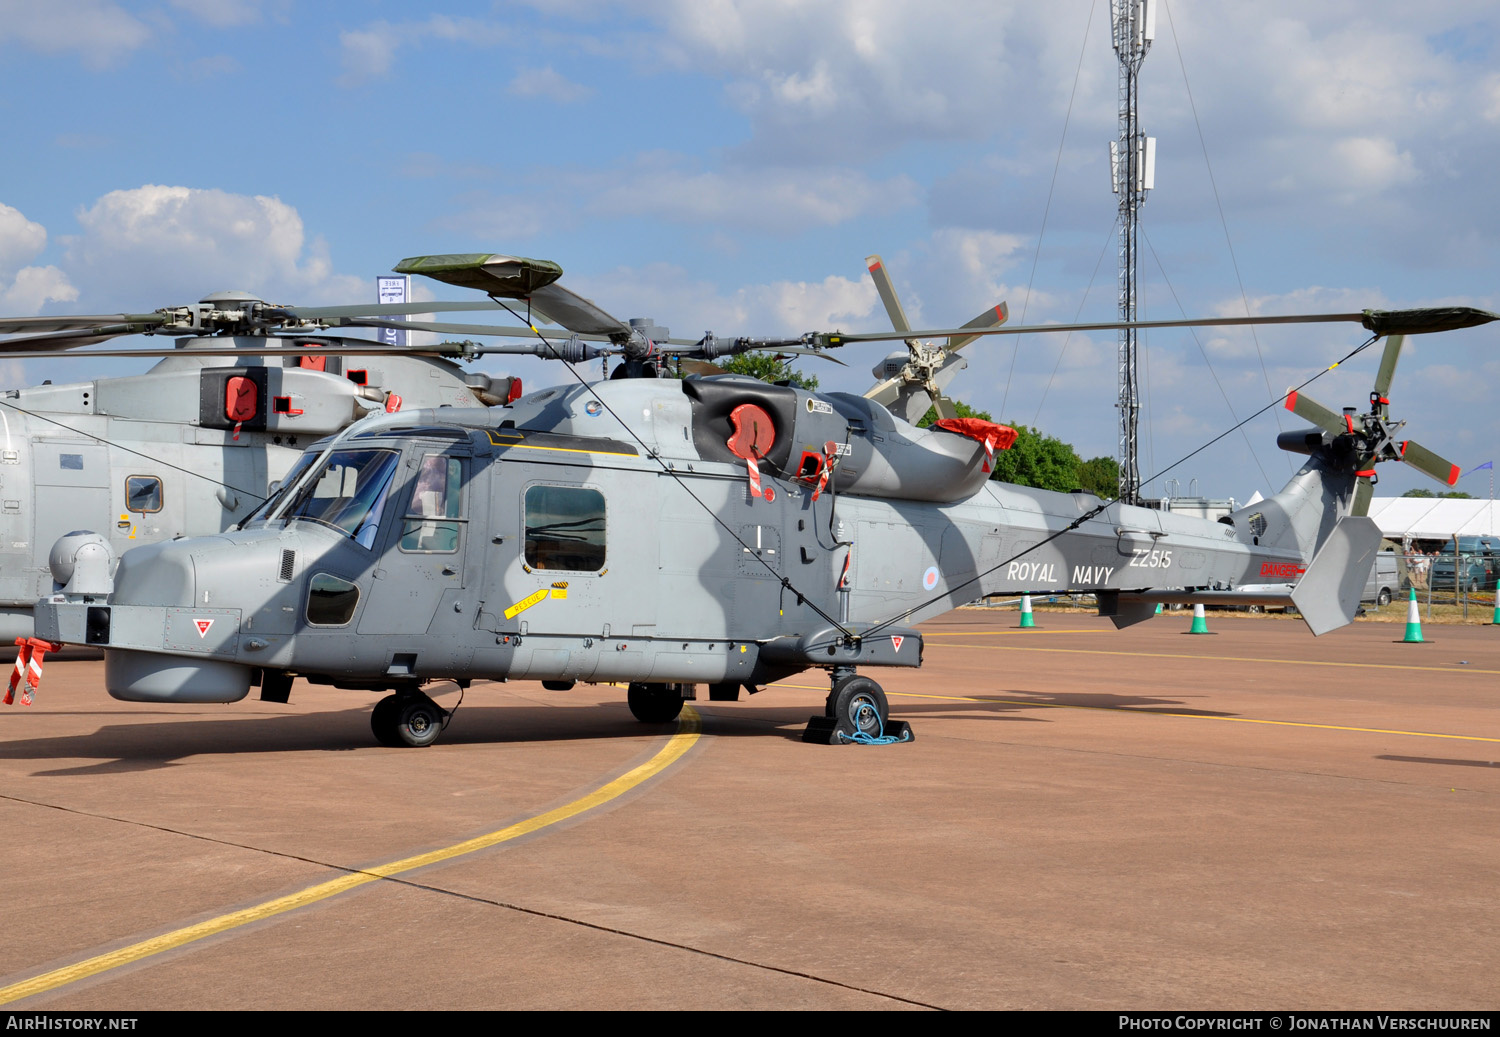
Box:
(275, 448), (400, 546)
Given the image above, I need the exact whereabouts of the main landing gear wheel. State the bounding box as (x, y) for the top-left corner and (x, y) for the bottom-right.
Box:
(627, 682), (684, 724)
(827, 675), (889, 740)
(371, 692), (447, 748)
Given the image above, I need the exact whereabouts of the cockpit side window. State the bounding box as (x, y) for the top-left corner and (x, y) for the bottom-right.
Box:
(283, 448), (400, 547)
(524, 485), (605, 571)
(400, 455), (464, 553)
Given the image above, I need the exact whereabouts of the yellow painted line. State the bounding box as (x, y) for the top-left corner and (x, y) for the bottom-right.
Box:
(0, 708), (702, 1006)
(930, 640), (1500, 676)
(924, 629), (1107, 637)
(886, 691), (1500, 743)
(763, 682), (1496, 744)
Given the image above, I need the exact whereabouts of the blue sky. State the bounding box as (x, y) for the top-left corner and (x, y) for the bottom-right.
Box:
(2, 0), (1497, 500)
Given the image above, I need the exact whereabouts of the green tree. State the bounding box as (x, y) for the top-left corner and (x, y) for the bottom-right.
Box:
(988, 424), (1082, 493)
(1401, 488), (1474, 499)
(1075, 455), (1120, 497)
(919, 400), (1119, 495)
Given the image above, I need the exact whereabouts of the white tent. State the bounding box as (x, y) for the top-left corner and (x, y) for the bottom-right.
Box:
(1365, 497), (1500, 540)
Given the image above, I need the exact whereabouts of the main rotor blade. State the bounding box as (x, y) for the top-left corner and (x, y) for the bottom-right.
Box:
(813, 307), (1499, 347)
(1400, 440), (1461, 487)
(280, 300), (513, 319)
(1351, 476), (1374, 517)
(0, 324), (158, 352)
(934, 396), (959, 421)
(865, 255), (913, 336)
(1284, 390), (1351, 436)
(324, 317), (565, 338)
(528, 283), (631, 338)
(0, 313), (166, 335)
(1371, 334), (1405, 401)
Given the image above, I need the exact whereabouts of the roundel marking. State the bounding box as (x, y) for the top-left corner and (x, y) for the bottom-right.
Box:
(922, 566), (940, 591)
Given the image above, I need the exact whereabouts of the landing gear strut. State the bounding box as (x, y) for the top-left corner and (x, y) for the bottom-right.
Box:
(371, 690), (448, 748)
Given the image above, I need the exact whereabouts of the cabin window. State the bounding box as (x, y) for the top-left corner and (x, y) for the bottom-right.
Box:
(125, 475), (163, 514)
(524, 486), (605, 572)
(283, 448), (400, 547)
(400, 455), (464, 553)
(306, 573), (359, 626)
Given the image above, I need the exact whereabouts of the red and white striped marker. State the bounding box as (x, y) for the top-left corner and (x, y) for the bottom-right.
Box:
(5, 638), (61, 706)
(746, 456), (764, 500)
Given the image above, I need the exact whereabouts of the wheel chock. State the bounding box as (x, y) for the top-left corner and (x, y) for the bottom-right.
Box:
(801, 715), (914, 745)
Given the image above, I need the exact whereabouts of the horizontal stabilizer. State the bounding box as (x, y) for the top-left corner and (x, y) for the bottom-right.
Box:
(1289, 516), (1381, 636)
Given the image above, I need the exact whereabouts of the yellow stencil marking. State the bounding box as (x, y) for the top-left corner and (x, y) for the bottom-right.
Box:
(0, 708), (702, 1005)
(503, 587), (549, 619)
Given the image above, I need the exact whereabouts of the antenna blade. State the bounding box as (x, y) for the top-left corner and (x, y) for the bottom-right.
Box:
(865, 255), (913, 334)
(1283, 390), (1348, 436)
(1399, 440), (1461, 487)
(1371, 334), (1404, 399)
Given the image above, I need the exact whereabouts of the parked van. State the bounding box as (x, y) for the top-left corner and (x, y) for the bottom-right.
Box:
(1362, 550), (1399, 606)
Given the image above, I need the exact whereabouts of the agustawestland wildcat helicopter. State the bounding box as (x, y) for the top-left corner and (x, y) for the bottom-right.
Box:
(28, 253), (1496, 747)
(0, 292), (544, 642)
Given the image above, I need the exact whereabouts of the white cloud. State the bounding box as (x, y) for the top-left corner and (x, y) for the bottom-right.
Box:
(337, 15), (513, 86)
(442, 156), (919, 237)
(568, 263), (876, 339)
(0, 203), (77, 313)
(507, 66), (593, 104)
(338, 22), (402, 85)
(0, 204), (48, 280)
(168, 0), (270, 28)
(0, 0), (150, 67)
(0, 266), (78, 313)
(66, 185), (364, 306)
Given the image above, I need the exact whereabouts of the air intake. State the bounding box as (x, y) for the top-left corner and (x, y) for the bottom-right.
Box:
(279, 549), (295, 582)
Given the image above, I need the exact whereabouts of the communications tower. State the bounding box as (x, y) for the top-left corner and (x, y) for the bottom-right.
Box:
(1110, 0), (1156, 503)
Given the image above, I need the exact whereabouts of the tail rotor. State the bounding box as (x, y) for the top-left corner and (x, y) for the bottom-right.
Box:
(1283, 334), (1459, 515)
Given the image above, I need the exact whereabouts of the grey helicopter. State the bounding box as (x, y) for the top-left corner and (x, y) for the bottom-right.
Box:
(30, 252), (1495, 747)
(0, 291), (541, 644)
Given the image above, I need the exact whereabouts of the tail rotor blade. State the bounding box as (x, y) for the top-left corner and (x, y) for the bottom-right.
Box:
(865, 255), (913, 336)
(1400, 440), (1461, 488)
(946, 302), (1009, 353)
(1371, 334), (1405, 403)
(1351, 476), (1374, 517)
(1285, 390), (1351, 437)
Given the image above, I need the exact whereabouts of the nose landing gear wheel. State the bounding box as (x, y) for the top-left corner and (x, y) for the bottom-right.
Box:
(829, 675), (889, 740)
(371, 692), (447, 747)
(627, 682), (685, 723)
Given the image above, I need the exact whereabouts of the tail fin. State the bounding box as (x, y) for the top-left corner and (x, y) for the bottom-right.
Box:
(1289, 516), (1381, 635)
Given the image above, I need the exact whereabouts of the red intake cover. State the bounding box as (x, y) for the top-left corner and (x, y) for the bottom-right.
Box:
(933, 417), (1018, 450)
(225, 376), (258, 422)
(726, 403), (775, 460)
